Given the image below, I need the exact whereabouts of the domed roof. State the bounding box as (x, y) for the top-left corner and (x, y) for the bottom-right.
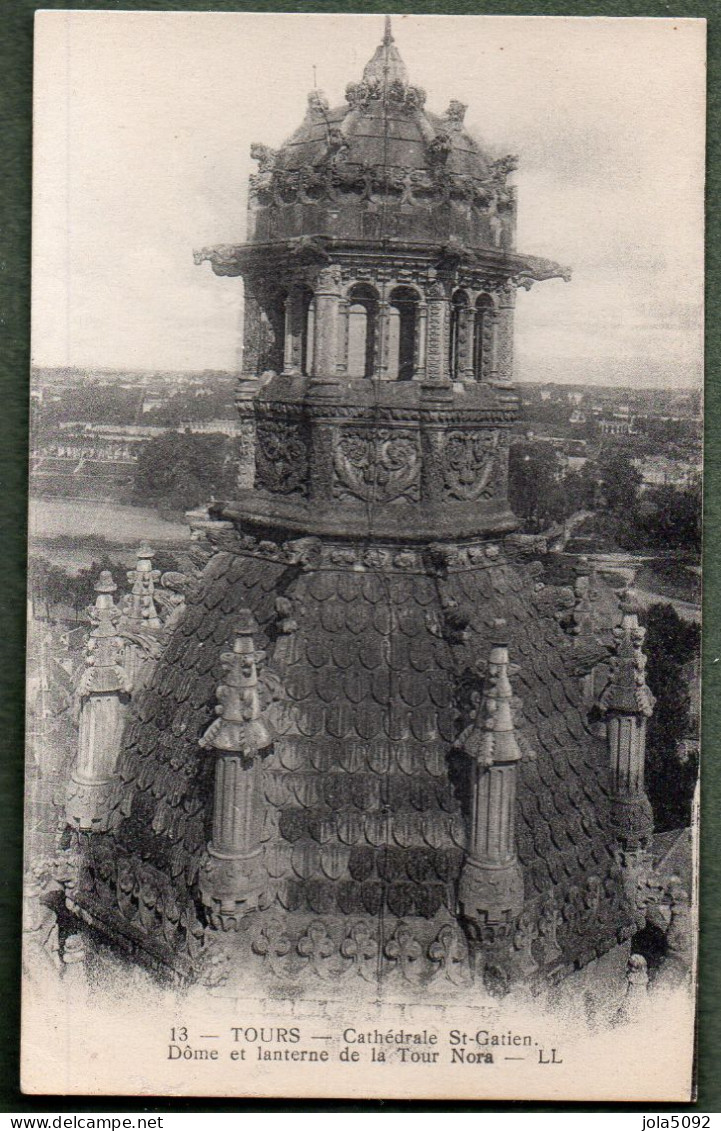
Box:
(246, 18), (515, 249)
(275, 19), (493, 183)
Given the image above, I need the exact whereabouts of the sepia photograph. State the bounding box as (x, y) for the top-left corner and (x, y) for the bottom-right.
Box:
(24, 11), (704, 1100)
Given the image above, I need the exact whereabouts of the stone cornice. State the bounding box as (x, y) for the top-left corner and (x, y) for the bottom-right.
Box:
(244, 400), (518, 427)
(219, 493), (519, 543)
(193, 238), (571, 289)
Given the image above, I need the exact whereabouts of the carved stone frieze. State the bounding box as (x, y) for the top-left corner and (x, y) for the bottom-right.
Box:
(242, 916), (479, 988)
(332, 428), (421, 505)
(340, 920), (379, 981)
(248, 159), (521, 216)
(254, 421), (309, 497)
(345, 77), (426, 115)
(441, 430), (499, 502)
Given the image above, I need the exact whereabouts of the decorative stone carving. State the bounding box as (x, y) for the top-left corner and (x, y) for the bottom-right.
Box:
(538, 893), (563, 967)
(249, 143), (278, 200)
(307, 89), (330, 118)
(384, 920), (423, 984)
(457, 622), (528, 954)
(251, 918), (293, 978)
(599, 589), (655, 851)
(67, 571), (132, 833)
(199, 611), (278, 930)
(98, 864), (209, 966)
(192, 245), (242, 275)
(425, 279), (450, 382)
(297, 920), (337, 979)
(665, 881), (693, 974)
(441, 430), (498, 501)
(340, 920), (379, 982)
(345, 78), (426, 116)
(247, 160), (533, 216)
(119, 544), (164, 692)
(255, 421), (309, 496)
(511, 907), (540, 979)
(121, 544), (161, 633)
(614, 954), (649, 1025)
(332, 428), (421, 504)
(428, 130), (453, 167)
(428, 923), (470, 985)
(490, 155), (518, 184)
(250, 143), (277, 171)
(444, 100), (467, 126)
(24, 871), (61, 973)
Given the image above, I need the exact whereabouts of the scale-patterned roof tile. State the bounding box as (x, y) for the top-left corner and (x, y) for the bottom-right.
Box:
(101, 545), (631, 975)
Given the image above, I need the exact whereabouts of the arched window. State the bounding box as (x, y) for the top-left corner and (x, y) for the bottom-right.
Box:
(387, 286), (419, 381)
(449, 290), (469, 381)
(473, 294), (494, 381)
(346, 284), (379, 379)
(283, 285), (315, 376)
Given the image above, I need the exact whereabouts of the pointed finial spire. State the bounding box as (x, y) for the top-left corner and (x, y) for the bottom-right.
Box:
(569, 556), (601, 641)
(67, 566), (131, 832)
(600, 599), (655, 719)
(200, 611), (274, 756)
(361, 16), (409, 88)
(457, 619), (526, 946)
(78, 571), (128, 696)
(123, 544), (162, 633)
(458, 620), (523, 766)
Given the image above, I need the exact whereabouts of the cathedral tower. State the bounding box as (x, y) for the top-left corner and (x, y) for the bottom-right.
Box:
(69, 21), (640, 993)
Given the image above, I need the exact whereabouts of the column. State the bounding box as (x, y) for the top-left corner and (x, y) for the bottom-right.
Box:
(199, 610), (275, 929)
(311, 264), (342, 380)
(458, 621), (526, 948)
(375, 282), (391, 380)
(282, 288), (306, 376)
(307, 419), (337, 508)
(493, 285), (516, 384)
(336, 297), (350, 376)
(419, 381), (453, 507)
(240, 287), (263, 380)
(424, 279), (451, 383)
(282, 293), (296, 374)
(66, 571), (132, 833)
(415, 301), (428, 382)
(458, 304), (475, 382)
(599, 589), (655, 852)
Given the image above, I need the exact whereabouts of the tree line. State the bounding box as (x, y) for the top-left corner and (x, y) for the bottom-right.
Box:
(508, 440), (701, 557)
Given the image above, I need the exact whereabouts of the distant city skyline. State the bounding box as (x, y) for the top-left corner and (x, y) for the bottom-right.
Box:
(32, 13), (705, 388)
(32, 361), (702, 399)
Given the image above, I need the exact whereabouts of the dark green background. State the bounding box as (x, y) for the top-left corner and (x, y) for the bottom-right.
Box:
(1, 0), (718, 1112)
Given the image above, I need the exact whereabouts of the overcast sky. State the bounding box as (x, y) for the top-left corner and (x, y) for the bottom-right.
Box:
(32, 12), (705, 387)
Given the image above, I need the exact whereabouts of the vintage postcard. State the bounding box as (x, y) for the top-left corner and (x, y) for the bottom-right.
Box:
(24, 11), (704, 1100)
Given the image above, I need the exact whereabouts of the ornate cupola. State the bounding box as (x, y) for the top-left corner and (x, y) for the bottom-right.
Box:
(194, 18), (570, 544)
(69, 21), (641, 995)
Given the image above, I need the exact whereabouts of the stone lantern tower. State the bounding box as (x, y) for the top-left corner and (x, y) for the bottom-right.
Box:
(194, 17), (570, 536)
(69, 21), (642, 992)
